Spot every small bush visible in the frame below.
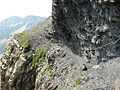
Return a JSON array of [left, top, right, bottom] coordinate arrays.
[[32, 48, 48, 68]]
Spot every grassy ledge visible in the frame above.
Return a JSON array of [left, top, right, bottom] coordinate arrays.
[[15, 30, 29, 48]]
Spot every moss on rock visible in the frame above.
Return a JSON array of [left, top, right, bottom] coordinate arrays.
[[15, 30, 29, 48]]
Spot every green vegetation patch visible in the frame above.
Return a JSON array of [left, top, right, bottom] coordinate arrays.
[[72, 77, 86, 87], [31, 48, 48, 68], [32, 26, 39, 31], [57, 88, 63, 90], [15, 30, 29, 48]]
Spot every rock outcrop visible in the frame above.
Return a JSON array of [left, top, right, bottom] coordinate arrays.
[[0, 17, 54, 90], [1, 37, 36, 90]]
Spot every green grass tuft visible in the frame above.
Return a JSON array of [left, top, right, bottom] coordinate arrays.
[[32, 26, 39, 31], [57, 88, 63, 90], [31, 48, 48, 68], [15, 30, 29, 48], [72, 77, 86, 87]]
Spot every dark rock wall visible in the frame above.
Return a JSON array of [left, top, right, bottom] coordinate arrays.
[[52, 0, 120, 63]]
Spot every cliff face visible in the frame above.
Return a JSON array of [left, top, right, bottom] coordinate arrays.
[[52, 0, 120, 63]]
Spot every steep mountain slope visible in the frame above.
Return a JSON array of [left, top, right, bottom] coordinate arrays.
[[0, 16, 46, 53], [1, 0, 120, 90]]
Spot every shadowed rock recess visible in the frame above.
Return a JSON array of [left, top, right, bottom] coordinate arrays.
[[52, 0, 120, 63], [1, 0, 120, 90]]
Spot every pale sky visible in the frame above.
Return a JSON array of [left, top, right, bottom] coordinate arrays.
[[0, 0, 52, 21]]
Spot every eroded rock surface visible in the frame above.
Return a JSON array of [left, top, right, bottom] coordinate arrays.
[[52, 0, 120, 63]]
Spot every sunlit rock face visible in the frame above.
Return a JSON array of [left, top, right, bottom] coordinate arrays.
[[52, 0, 120, 63]]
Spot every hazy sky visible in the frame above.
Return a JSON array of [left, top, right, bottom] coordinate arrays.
[[0, 0, 52, 21]]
